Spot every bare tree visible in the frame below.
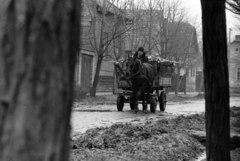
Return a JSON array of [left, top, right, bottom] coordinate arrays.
[[168, 23, 199, 96], [124, 0, 188, 58], [124, 0, 150, 52], [226, 0, 240, 29], [201, 0, 230, 160], [82, 0, 132, 96], [124, 0, 199, 96], [0, 0, 80, 161], [226, 0, 240, 14]]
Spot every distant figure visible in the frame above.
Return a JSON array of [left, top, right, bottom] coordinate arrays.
[[133, 47, 148, 63]]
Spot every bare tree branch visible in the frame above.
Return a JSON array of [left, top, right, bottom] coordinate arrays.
[[226, 0, 240, 14]]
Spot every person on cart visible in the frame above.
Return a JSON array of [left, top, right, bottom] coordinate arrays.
[[133, 47, 148, 63]]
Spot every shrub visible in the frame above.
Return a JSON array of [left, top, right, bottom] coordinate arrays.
[[74, 85, 87, 101]]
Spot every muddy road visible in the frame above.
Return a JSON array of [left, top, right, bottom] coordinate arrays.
[[71, 95, 240, 138], [70, 94, 240, 161]]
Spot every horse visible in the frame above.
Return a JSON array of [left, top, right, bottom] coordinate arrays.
[[126, 56, 154, 113]]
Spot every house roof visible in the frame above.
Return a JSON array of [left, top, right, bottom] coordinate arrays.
[[230, 35, 240, 44], [95, 0, 128, 18], [125, 9, 163, 25], [230, 40, 240, 45]]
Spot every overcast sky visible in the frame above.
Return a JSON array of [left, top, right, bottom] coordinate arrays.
[[130, 0, 240, 40], [180, 0, 240, 40]]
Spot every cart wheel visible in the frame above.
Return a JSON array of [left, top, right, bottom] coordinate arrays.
[[159, 92, 166, 111], [117, 96, 125, 111], [130, 96, 135, 110], [150, 97, 157, 113]]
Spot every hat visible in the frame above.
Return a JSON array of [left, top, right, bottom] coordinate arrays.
[[137, 47, 144, 52]]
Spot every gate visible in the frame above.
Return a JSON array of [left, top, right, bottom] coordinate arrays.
[[81, 54, 93, 92]]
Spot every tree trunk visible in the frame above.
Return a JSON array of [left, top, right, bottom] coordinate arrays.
[[112, 64, 118, 95], [199, 71, 204, 94], [0, 0, 80, 161], [175, 76, 182, 96], [175, 65, 181, 96], [90, 57, 103, 96], [89, 0, 106, 97], [183, 75, 186, 95], [148, 8, 152, 55], [201, 0, 230, 161]]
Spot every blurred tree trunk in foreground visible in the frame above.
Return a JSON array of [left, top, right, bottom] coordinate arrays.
[[201, 0, 230, 161], [0, 0, 81, 161]]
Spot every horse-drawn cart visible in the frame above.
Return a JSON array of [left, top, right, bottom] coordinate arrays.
[[114, 58, 175, 113]]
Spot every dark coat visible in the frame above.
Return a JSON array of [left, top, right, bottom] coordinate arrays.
[[133, 52, 148, 63]]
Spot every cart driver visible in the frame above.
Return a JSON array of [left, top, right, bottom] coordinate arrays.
[[133, 47, 148, 63]]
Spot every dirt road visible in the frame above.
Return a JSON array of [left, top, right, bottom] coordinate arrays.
[[71, 96, 240, 138]]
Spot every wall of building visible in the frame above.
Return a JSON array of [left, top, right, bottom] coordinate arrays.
[[78, 0, 126, 93], [76, 49, 115, 92], [229, 40, 240, 93], [76, 49, 96, 87], [97, 61, 114, 92]]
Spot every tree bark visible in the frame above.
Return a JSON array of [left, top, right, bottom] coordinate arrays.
[[175, 64, 181, 96], [201, 0, 230, 160], [199, 71, 204, 94], [0, 0, 80, 161], [90, 57, 103, 96], [183, 75, 186, 95], [89, 0, 106, 97], [112, 63, 118, 95]]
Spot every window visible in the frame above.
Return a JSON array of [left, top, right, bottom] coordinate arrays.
[[238, 68, 240, 81]]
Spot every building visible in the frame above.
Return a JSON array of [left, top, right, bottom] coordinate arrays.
[[229, 35, 240, 92], [77, 2, 201, 93], [125, 9, 164, 56], [186, 40, 203, 92], [76, 0, 127, 92], [125, 8, 200, 92], [166, 22, 200, 92]]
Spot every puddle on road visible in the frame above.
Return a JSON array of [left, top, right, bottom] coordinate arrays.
[[131, 119, 141, 122]]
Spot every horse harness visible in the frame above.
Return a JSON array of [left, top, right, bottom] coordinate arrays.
[[128, 59, 153, 87]]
